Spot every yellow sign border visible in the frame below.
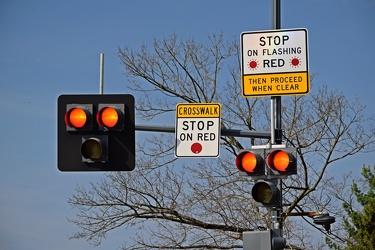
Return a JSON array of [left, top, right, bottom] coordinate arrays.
[[242, 72, 310, 97], [176, 103, 221, 118]]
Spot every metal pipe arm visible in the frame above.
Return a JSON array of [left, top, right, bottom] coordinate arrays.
[[135, 124, 271, 139]]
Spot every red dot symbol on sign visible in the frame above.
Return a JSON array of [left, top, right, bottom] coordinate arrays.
[[191, 143, 202, 154], [248, 60, 258, 70], [290, 57, 301, 68]]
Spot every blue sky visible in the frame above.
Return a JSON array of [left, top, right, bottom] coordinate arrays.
[[0, 0, 374, 249]]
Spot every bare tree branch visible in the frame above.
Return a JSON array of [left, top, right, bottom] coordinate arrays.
[[68, 33, 375, 249]]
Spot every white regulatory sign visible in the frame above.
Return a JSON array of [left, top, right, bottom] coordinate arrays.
[[241, 28, 309, 97], [175, 103, 221, 158]]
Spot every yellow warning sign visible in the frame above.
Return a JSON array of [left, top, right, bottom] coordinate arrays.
[[242, 72, 309, 97], [176, 103, 221, 118]]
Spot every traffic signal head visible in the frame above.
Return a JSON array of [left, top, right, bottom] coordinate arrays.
[[58, 94, 135, 171], [267, 148, 297, 175], [251, 179, 281, 207], [236, 149, 265, 176], [243, 229, 286, 250]]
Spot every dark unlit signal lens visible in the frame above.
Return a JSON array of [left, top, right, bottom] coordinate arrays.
[[81, 138, 103, 160], [252, 181, 278, 204]]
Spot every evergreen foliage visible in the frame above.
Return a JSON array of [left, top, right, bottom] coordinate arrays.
[[327, 165, 375, 250]]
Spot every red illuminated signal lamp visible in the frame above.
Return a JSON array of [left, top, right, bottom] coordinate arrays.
[[64, 104, 93, 131], [65, 108, 86, 128], [236, 150, 264, 175], [267, 149, 297, 174], [97, 104, 124, 130]]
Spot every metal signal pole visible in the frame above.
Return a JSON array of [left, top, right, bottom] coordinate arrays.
[[99, 53, 104, 94], [271, 0, 285, 244], [272, 0, 282, 145]]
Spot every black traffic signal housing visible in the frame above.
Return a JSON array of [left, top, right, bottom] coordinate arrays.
[[236, 149, 265, 176], [57, 94, 135, 171], [236, 147, 297, 177], [235, 147, 296, 208]]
